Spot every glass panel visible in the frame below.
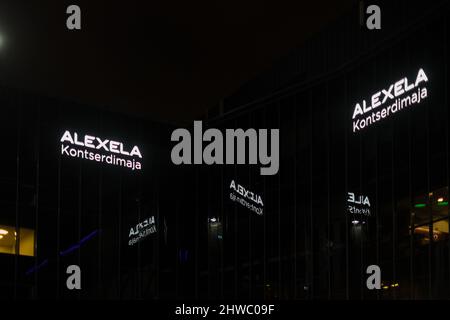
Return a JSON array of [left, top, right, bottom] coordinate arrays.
[[0, 225, 35, 257]]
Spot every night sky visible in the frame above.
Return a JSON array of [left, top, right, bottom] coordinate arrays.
[[0, 0, 354, 124]]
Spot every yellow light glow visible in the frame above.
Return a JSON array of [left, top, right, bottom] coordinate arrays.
[[0, 235, 3, 239], [382, 286, 389, 290], [0, 225, 35, 257], [438, 197, 444, 203]]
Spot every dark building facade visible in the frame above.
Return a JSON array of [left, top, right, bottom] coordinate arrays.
[[198, 0, 450, 300], [1, 0, 450, 300]]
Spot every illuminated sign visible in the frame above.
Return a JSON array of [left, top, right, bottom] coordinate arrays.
[[128, 216, 156, 246], [229, 180, 264, 215], [347, 192, 371, 217], [60, 130, 142, 171], [352, 68, 429, 132], [170, 121, 279, 176]]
